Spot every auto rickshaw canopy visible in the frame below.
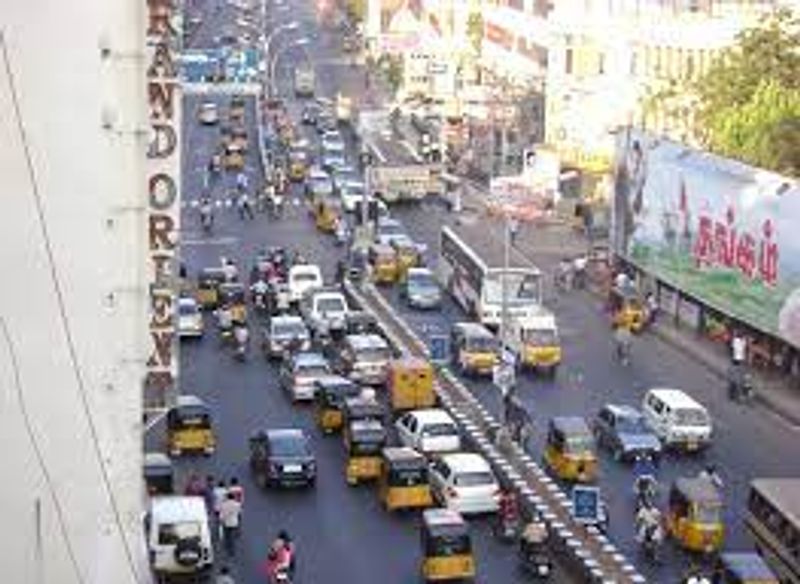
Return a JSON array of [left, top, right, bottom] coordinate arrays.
[[548, 416, 595, 453], [346, 419, 386, 455], [370, 243, 397, 263], [167, 395, 212, 429], [315, 376, 359, 409], [219, 282, 246, 303], [672, 476, 723, 507], [382, 446, 427, 479], [422, 508, 471, 550], [342, 395, 385, 423], [198, 267, 227, 287]]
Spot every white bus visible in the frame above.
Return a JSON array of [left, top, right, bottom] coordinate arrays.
[[438, 225, 543, 328], [746, 478, 800, 582]]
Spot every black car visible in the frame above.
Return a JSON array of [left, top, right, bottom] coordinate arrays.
[[249, 429, 316, 488], [593, 404, 662, 462]]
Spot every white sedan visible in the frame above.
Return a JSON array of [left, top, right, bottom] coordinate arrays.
[[395, 409, 461, 454], [428, 453, 500, 515]]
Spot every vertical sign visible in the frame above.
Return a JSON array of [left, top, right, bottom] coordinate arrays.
[[145, 0, 181, 402]]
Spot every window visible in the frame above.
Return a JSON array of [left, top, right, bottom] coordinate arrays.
[[630, 51, 638, 75], [598, 52, 606, 74], [685, 52, 695, 78], [565, 48, 574, 74]]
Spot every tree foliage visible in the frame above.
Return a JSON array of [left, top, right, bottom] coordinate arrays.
[[466, 11, 484, 54], [650, 9, 800, 176]]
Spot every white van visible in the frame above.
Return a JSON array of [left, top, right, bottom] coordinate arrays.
[[289, 264, 323, 303], [642, 388, 712, 452], [147, 496, 213, 576]]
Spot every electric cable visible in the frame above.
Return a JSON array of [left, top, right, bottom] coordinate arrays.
[[0, 316, 85, 584], [1, 30, 145, 583]]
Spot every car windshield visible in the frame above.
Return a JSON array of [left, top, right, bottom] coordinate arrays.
[[355, 347, 390, 362], [524, 328, 558, 345], [408, 273, 437, 290], [179, 303, 198, 316], [317, 297, 346, 313], [616, 414, 650, 434], [296, 363, 329, 377], [675, 408, 709, 426], [484, 272, 541, 305], [270, 435, 309, 457], [273, 322, 306, 337], [564, 433, 594, 453], [466, 336, 498, 352], [421, 423, 456, 437], [454, 471, 495, 487], [292, 273, 319, 283]]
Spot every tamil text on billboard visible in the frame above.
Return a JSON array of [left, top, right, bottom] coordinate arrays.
[[612, 129, 800, 347]]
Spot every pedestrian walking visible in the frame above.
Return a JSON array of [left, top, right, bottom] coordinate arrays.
[[731, 330, 747, 365], [218, 492, 242, 557], [203, 475, 216, 512], [216, 566, 235, 584], [228, 477, 244, 505], [237, 191, 254, 220], [212, 479, 228, 518], [508, 217, 519, 246]]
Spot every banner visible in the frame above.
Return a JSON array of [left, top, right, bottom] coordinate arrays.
[[145, 0, 182, 401], [613, 129, 800, 347]]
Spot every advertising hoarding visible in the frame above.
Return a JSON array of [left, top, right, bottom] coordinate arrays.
[[612, 129, 800, 347]]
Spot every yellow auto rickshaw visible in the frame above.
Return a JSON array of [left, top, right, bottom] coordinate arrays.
[[219, 282, 247, 323], [514, 316, 562, 376], [379, 447, 433, 511], [388, 357, 435, 412], [666, 476, 724, 553], [543, 416, 598, 483], [314, 376, 360, 434], [343, 418, 386, 485], [391, 236, 420, 280], [196, 267, 227, 309], [166, 395, 215, 457], [370, 243, 399, 285], [420, 508, 476, 582], [610, 285, 645, 333], [713, 552, 779, 583], [313, 194, 339, 233], [289, 150, 309, 182]]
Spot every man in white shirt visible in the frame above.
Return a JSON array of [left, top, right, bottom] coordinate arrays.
[[731, 332, 747, 365], [218, 492, 242, 556]]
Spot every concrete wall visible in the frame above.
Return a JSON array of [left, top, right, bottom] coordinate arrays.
[[0, 0, 150, 582]]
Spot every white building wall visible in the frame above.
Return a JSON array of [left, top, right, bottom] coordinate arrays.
[[0, 0, 150, 582]]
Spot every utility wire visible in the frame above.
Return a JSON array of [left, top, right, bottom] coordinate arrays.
[[0, 30, 144, 583], [0, 317, 85, 584]]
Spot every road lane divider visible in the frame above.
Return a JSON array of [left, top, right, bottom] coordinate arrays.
[[343, 279, 646, 584]]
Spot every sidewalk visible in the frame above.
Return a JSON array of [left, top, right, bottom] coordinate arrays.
[[455, 182, 800, 428]]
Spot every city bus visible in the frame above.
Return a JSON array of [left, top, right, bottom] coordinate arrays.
[[438, 225, 543, 328], [745, 478, 800, 582]]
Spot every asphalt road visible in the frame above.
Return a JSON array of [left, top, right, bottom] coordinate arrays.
[[174, 1, 800, 582], [173, 1, 560, 583]]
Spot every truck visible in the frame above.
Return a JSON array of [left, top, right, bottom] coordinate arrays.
[[364, 131, 444, 203], [294, 65, 315, 98]]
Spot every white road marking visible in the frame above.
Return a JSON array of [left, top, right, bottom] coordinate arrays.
[[182, 236, 239, 246]]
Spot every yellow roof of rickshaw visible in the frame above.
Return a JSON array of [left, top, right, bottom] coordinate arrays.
[[673, 476, 722, 505]]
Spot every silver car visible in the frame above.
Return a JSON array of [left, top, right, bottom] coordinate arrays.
[[401, 268, 442, 309], [336, 334, 392, 386], [263, 315, 310, 360], [279, 352, 332, 402]]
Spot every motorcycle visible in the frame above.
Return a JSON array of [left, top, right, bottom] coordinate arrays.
[[494, 492, 521, 543], [640, 522, 663, 563], [334, 219, 349, 246], [271, 193, 284, 219], [728, 364, 754, 403], [200, 209, 213, 234], [615, 334, 632, 366], [634, 474, 659, 512], [233, 326, 249, 362]]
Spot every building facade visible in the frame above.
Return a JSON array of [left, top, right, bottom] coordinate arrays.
[[0, 0, 154, 581]]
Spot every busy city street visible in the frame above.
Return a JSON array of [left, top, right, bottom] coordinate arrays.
[[171, 0, 800, 583]]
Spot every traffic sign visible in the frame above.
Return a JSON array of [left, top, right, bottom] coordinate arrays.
[[572, 486, 600, 524], [428, 334, 449, 364]]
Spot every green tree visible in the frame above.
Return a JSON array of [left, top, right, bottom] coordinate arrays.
[[346, 0, 366, 23], [466, 11, 484, 55], [648, 9, 800, 176]]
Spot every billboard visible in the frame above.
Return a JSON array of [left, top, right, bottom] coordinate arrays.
[[612, 129, 800, 347]]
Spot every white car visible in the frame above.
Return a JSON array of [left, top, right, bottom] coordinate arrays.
[[147, 496, 213, 577], [288, 264, 323, 303], [177, 297, 203, 338], [301, 289, 349, 336], [340, 181, 367, 213], [395, 409, 461, 454], [429, 453, 500, 515], [197, 102, 219, 125]]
